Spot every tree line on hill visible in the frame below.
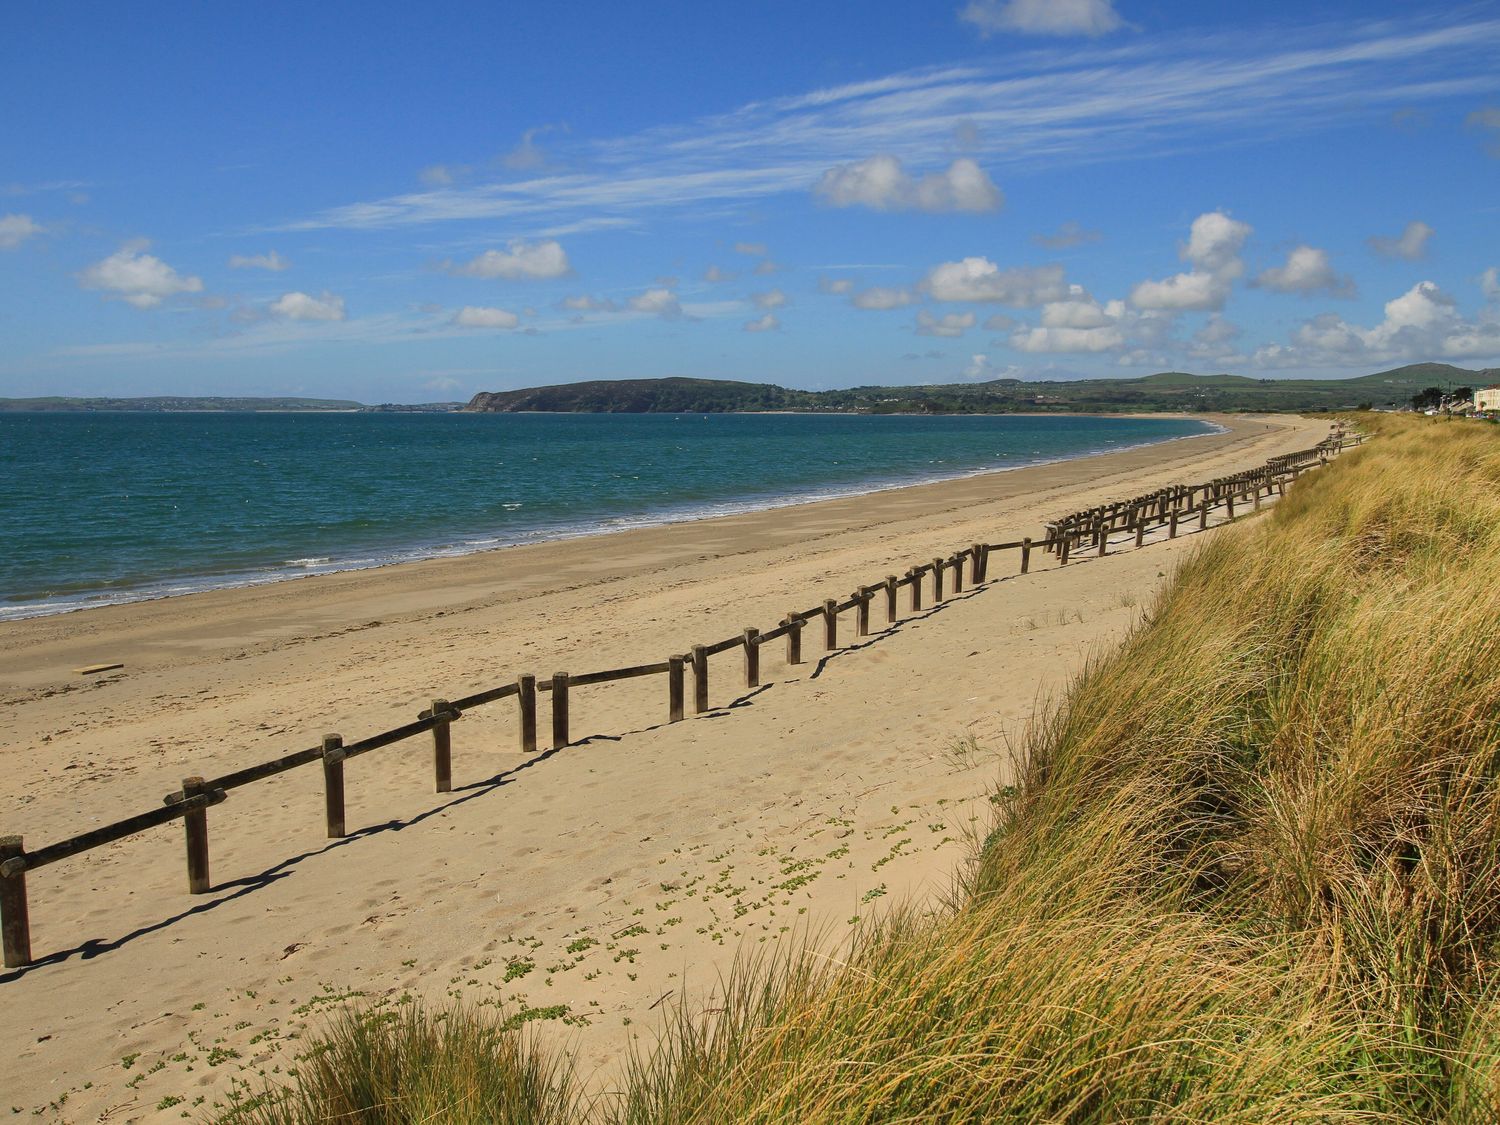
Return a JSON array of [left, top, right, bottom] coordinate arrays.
[[465, 364, 1493, 416]]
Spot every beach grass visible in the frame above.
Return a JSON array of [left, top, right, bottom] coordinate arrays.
[[231, 413, 1500, 1122]]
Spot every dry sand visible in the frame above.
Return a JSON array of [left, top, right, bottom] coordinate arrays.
[[0, 413, 1332, 1121]]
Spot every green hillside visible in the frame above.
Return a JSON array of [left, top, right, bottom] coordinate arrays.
[[467, 364, 1490, 415]]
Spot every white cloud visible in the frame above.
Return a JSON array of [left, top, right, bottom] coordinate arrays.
[[1255, 245, 1355, 297], [815, 155, 1002, 213], [1368, 220, 1433, 260], [420, 164, 462, 186], [1033, 220, 1101, 250], [286, 18, 1500, 237], [628, 287, 682, 318], [1129, 211, 1251, 312], [448, 239, 571, 280], [1193, 314, 1242, 349], [852, 286, 915, 310], [1482, 267, 1500, 303], [0, 213, 42, 249], [743, 313, 780, 332], [734, 241, 768, 256], [916, 310, 976, 337], [269, 290, 346, 321], [452, 305, 519, 329], [1253, 280, 1500, 367], [501, 126, 555, 171], [923, 258, 1067, 305], [1038, 288, 1114, 328], [960, 0, 1124, 37], [983, 313, 1015, 330], [819, 277, 856, 295], [228, 250, 290, 271], [423, 376, 464, 394], [1184, 211, 1252, 277], [752, 288, 788, 310], [963, 353, 994, 379], [78, 243, 204, 308], [752, 259, 778, 275], [703, 264, 735, 283], [1129, 271, 1227, 311], [1011, 323, 1126, 352], [1012, 292, 1128, 352], [561, 294, 618, 312], [1468, 106, 1500, 156]]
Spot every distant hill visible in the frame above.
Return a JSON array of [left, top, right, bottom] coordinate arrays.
[[0, 397, 466, 413], [0, 395, 367, 413], [467, 365, 1486, 416], [467, 377, 820, 414]]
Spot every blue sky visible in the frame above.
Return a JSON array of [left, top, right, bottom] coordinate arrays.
[[2, 0, 1498, 402]]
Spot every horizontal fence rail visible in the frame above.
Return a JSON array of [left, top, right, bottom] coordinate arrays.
[[0, 427, 1362, 969]]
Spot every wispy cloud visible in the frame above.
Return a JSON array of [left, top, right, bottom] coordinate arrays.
[[279, 14, 1500, 235]]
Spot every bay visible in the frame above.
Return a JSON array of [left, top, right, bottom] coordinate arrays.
[[0, 411, 1217, 620]]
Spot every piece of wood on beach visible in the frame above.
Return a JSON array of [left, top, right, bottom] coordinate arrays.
[[430, 698, 452, 793], [0, 835, 30, 968], [551, 672, 570, 748], [743, 627, 760, 688], [181, 776, 213, 894], [72, 663, 124, 676], [691, 646, 709, 713], [668, 655, 685, 722], [517, 674, 538, 752], [322, 735, 346, 838]]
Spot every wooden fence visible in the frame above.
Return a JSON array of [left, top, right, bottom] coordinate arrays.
[[0, 432, 1360, 969]]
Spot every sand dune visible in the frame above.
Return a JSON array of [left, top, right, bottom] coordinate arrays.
[[0, 413, 1332, 1121]]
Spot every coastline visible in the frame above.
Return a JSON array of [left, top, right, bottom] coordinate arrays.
[[0, 411, 1221, 624], [0, 412, 1288, 688], [0, 411, 1332, 1118]]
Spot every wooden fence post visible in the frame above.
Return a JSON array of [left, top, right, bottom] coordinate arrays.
[[1169, 510, 1179, 538], [517, 674, 537, 752], [1226, 493, 1236, 520], [691, 647, 709, 713], [181, 776, 212, 894], [322, 734, 345, 838], [785, 613, 803, 666], [1253, 483, 1263, 511], [551, 672, 570, 749], [0, 836, 30, 969], [1097, 522, 1109, 557], [885, 576, 899, 623], [743, 628, 760, 689], [430, 698, 452, 794], [908, 569, 923, 612], [855, 592, 870, 637], [1134, 519, 1146, 548], [1020, 537, 1032, 574], [1199, 502, 1210, 531], [932, 558, 944, 602], [823, 599, 838, 650], [950, 554, 964, 594], [1059, 536, 1070, 566], [971, 543, 985, 584], [668, 656, 685, 722]]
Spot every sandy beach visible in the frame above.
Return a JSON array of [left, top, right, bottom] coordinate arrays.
[[0, 412, 1331, 1121]]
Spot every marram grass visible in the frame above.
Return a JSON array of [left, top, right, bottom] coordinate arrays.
[[232, 414, 1500, 1123]]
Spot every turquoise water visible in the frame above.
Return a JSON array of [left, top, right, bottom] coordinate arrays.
[[0, 411, 1216, 619]]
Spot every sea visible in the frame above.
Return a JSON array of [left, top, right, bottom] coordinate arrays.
[[0, 411, 1218, 621]]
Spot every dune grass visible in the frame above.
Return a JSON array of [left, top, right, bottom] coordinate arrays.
[[231, 414, 1500, 1122], [219, 1003, 576, 1124]]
